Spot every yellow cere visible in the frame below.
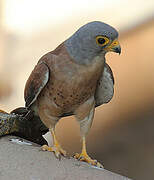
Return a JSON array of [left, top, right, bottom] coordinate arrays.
[[112, 39, 119, 46], [104, 39, 120, 52]]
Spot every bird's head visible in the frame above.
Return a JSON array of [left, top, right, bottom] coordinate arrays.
[[65, 21, 121, 64]]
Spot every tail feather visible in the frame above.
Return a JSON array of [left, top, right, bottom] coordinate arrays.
[[0, 107, 48, 145]]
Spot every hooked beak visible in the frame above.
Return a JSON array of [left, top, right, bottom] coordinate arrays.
[[104, 39, 121, 55]]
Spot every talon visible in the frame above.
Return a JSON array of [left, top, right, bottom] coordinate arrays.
[[54, 148, 61, 159], [41, 144, 67, 159], [94, 159, 98, 163], [74, 136, 104, 168], [74, 153, 79, 159], [96, 162, 104, 168], [58, 153, 61, 160], [79, 156, 84, 161], [41, 144, 50, 151], [74, 152, 104, 168], [41, 128, 67, 159]]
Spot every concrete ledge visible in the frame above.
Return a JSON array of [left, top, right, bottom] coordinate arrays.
[[0, 136, 131, 180]]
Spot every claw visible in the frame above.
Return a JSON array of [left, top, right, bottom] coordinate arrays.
[[74, 152, 104, 168], [42, 144, 67, 159], [74, 136, 104, 168], [42, 128, 67, 159]]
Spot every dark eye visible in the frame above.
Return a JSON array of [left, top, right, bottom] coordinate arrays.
[[96, 36, 109, 47], [97, 38, 105, 44]]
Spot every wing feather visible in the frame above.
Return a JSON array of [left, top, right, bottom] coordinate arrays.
[[24, 61, 49, 108], [95, 63, 114, 107]]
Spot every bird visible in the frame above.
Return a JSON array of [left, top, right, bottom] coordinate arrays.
[[24, 21, 121, 168]]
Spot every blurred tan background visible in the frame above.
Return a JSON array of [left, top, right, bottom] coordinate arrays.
[[0, 0, 154, 179]]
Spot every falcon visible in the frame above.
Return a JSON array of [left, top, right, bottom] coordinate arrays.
[[24, 21, 121, 168]]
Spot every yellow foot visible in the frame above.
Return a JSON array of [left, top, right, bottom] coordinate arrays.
[[74, 153, 104, 168], [42, 144, 67, 159]]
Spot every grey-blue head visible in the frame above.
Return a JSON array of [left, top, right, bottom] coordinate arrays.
[[65, 21, 121, 64]]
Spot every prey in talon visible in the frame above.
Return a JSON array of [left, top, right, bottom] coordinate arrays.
[[24, 21, 121, 166]]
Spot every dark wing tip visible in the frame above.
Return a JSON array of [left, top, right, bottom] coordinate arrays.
[[24, 61, 49, 108]]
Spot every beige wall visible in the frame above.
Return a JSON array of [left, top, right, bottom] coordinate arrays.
[[0, 1, 12, 102]]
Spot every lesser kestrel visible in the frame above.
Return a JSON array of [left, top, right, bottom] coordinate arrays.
[[24, 21, 121, 168]]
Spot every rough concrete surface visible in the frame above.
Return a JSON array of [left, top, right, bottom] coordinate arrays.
[[0, 136, 131, 180]]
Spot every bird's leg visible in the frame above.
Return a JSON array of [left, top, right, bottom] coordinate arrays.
[[74, 99, 104, 168], [74, 136, 103, 168], [74, 136, 91, 160], [42, 128, 66, 158]]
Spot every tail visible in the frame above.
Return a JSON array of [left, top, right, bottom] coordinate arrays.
[[0, 107, 48, 145]]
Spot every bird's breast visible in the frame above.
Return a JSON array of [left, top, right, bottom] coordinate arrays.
[[40, 55, 104, 114]]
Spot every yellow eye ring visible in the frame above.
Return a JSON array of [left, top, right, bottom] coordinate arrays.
[[96, 36, 109, 47]]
